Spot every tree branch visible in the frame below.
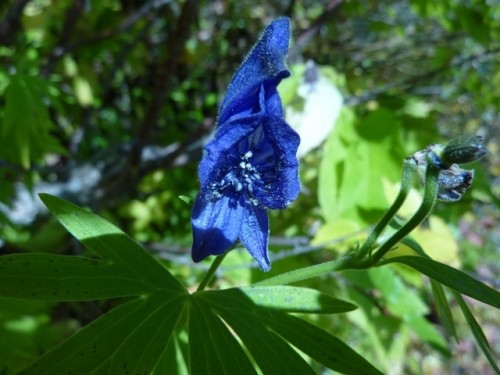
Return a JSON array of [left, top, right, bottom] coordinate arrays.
[[288, 0, 343, 62], [65, 0, 174, 52], [345, 46, 500, 106], [128, 0, 199, 171], [41, 0, 86, 77], [0, 0, 31, 46]]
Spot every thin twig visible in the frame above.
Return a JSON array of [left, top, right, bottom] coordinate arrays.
[[128, 0, 199, 171], [0, 0, 31, 46], [41, 0, 86, 77]]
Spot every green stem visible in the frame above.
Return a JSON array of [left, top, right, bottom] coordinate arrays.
[[255, 253, 355, 286], [362, 154, 441, 266], [196, 252, 228, 292], [257, 152, 441, 286], [354, 159, 417, 262]]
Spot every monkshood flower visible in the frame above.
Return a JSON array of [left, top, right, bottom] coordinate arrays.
[[191, 18, 300, 271]]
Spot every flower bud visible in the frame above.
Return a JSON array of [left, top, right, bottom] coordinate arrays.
[[441, 135, 486, 165], [437, 165, 474, 202]]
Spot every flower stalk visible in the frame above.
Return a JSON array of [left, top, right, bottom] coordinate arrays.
[[196, 252, 228, 292], [259, 135, 483, 285], [353, 158, 418, 262]]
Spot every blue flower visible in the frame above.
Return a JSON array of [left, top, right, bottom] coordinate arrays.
[[191, 18, 300, 271]]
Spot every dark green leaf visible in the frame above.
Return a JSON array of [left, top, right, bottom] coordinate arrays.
[[431, 280, 457, 340], [262, 311, 384, 375], [0, 254, 151, 300], [1, 75, 63, 168], [201, 289, 315, 374], [152, 335, 189, 375], [454, 292, 500, 374], [188, 298, 257, 375], [215, 307, 316, 375], [19, 292, 186, 374]]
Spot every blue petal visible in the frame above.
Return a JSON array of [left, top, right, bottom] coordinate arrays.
[[198, 114, 260, 187], [239, 204, 270, 271], [191, 194, 244, 262], [256, 85, 300, 209], [255, 122, 300, 210], [218, 18, 291, 125]]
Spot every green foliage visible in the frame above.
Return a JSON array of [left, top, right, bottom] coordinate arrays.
[[1, 195, 382, 374], [0, 74, 64, 169], [381, 256, 500, 308], [0, 1, 498, 374]]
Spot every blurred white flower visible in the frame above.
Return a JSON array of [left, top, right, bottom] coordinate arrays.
[[286, 61, 343, 157]]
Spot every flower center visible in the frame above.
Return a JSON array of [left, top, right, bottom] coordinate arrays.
[[208, 150, 266, 205]]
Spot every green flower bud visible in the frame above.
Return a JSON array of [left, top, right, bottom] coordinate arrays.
[[441, 135, 486, 165]]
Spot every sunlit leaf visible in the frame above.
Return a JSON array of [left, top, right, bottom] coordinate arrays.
[[211, 286, 357, 314], [39, 194, 184, 292]]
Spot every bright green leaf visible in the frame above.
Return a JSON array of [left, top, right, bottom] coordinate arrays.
[[239, 285, 357, 314], [39, 194, 185, 292]]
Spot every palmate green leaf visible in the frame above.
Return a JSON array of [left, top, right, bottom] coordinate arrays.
[[39, 194, 184, 292], [0, 194, 191, 373], [19, 292, 186, 375], [151, 331, 189, 375], [0, 254, 151, 300], [199, 287, 381, 375], [262, 312, 384, 375], [214, 306, 316, 375], [5, 194, 375, 374], [153, 334, 189, 375], [236, 285, 356, 313], [453, 292, 500, 375], [381, 256, 500, 308], [199, 288, 315, 374], [200, 286, 356, 314], [188, 298, 257, 375]]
